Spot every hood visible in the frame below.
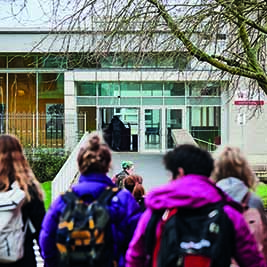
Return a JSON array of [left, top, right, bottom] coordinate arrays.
[[216, 177, 248, 203], [145, 174, 226, 210], [71, 173, 115, 199]]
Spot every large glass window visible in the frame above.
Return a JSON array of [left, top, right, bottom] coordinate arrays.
[[189, 106, 221, 150], [189, 82, 221, 96], [8, 55, 37, 68], [0, 56, 7, 68], [8, 74, 36, 113], [164, 82, 185, 96], [77, 82, 97, 96], [98, 83, 119, 96], [142, 83, 163, 96], [38, 73, 64, 146], [38, 55, 67, 68], [120, 82, 141, 97]]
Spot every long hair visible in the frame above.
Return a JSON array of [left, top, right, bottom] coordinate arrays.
[[212, 146, 256, 189], [0, 134, 43, 201], [124, 174, 145, 200]]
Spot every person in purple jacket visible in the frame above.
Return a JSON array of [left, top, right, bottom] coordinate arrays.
[[39, 133, 142, 267], [126, 144, 266, 267]]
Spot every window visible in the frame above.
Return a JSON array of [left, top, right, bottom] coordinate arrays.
[[189, 82, 221, 96], [77, 82, 97, 96], [164, 82, 185, 96], [142, 83, 163, 96]]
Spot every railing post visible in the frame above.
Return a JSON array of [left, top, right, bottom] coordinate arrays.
[[84, 112, 87, 133], [32, 113, 35, 148]]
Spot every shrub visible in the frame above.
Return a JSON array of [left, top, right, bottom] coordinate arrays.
[[26, 147, 69, 183]]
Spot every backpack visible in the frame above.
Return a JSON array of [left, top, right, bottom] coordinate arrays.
[[145, 202, 235, 267], [115, 171, 128, 189], [0, 182, 26, 263], [242, 192, 264, 253], [56, 186, 120, 267]]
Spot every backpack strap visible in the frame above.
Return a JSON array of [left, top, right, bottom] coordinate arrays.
[[61, 190, 79, 206], [97, 187, 121, 205], [145, 210, 164, 256]]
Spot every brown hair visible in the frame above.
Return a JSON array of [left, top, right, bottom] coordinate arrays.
[[0, 134, 43, 201], [77, 133, 111, 175], [212, 146, 256, 189], [124, 174, 145, 200]]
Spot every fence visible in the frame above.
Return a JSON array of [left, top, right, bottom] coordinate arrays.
[[0, 112, 86, 149]]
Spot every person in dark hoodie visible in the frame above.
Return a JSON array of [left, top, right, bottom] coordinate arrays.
[[126, 144, 266, 267], [108, 115, 126, 151]]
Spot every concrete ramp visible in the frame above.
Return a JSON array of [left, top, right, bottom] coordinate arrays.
[[171, 129, 198, 147]]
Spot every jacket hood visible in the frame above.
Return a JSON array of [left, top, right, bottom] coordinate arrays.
[[145, 174, 242, 211], [216, 177, 248, 203], [145, 174, 230, 210], [72, 173, 115, 198]]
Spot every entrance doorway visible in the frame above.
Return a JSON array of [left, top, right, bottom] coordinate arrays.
[[166, 108, 183, 149], [144, 108, 162, 151], [98, 107, 139, 152], [141, 107, 184, 152]]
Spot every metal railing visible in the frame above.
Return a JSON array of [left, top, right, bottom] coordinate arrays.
[[193, 137, 218, 151], [52, 132, 90, 200], [0, 112, 86, 149]]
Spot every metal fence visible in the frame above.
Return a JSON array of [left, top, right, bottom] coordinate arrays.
[[0, 113, 86, 149]]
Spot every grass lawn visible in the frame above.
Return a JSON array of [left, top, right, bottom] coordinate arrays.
[[255, 182, 267, 209], [41, 181, 52, 211]]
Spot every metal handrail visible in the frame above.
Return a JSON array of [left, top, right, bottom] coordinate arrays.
[[193, 137, 218, 147], [51, 132, 89, 201]]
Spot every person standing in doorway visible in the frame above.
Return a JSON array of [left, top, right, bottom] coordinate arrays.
[[108, 115, 126, 151]]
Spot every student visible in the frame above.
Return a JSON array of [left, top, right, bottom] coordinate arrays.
[[126, 144, 266, 267], [124, 175, 146, 211], [213, 146, 267, 263], [112, 160, 134, 188], [40, 133, 141, 267], [0, 134, 45, 267], [108, 115, 126, 151]]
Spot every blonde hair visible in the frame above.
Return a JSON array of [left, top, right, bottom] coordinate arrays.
[[212, 146, 256, 189], [0, 134, 43, 201]]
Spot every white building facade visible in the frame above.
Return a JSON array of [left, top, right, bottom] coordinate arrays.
[[0, 28, 266, 165]]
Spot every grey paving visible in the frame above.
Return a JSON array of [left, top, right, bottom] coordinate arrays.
[[109, 152, 169, 192]]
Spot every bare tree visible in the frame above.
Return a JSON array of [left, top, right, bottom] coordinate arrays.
[[7, 0, 267, 96]]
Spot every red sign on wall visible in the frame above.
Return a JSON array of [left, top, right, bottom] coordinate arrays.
[[234, 90, 265, 105]]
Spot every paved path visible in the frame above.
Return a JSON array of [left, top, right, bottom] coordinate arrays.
[[36, 152, 168, 266], [109, 152, 169, 192]]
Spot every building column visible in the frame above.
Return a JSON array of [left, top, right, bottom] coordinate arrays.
[[64, 71, 77, 152]]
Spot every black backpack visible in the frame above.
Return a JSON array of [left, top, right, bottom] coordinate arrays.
[[145, 202, 235, 267], [56, 187, 120, 267]]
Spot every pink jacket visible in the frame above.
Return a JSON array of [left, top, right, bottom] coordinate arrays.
[[126, 174, 266, 267]]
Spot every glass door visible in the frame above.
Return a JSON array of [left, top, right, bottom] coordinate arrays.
[[166, 109, 183, 149], [144, 108, 162, 151]]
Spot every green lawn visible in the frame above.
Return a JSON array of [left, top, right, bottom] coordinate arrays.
[[41, 181, 52, 211], [255, 182, 267, 210]]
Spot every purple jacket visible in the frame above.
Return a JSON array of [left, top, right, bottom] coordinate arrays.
[[126, 174, 266, 267], [39, 173, 142, 267]]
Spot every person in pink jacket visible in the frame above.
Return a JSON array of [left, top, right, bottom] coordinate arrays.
[[126, 144, 266, 267]]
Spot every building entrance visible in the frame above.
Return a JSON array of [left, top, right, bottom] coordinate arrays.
[[98, 107, 139, 152], [97, 106, 184, 152]]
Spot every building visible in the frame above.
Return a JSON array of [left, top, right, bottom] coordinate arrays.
[[0, 27, 266, 166]]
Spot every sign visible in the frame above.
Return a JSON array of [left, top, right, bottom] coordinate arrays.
[[234, 89, 264, 105]]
